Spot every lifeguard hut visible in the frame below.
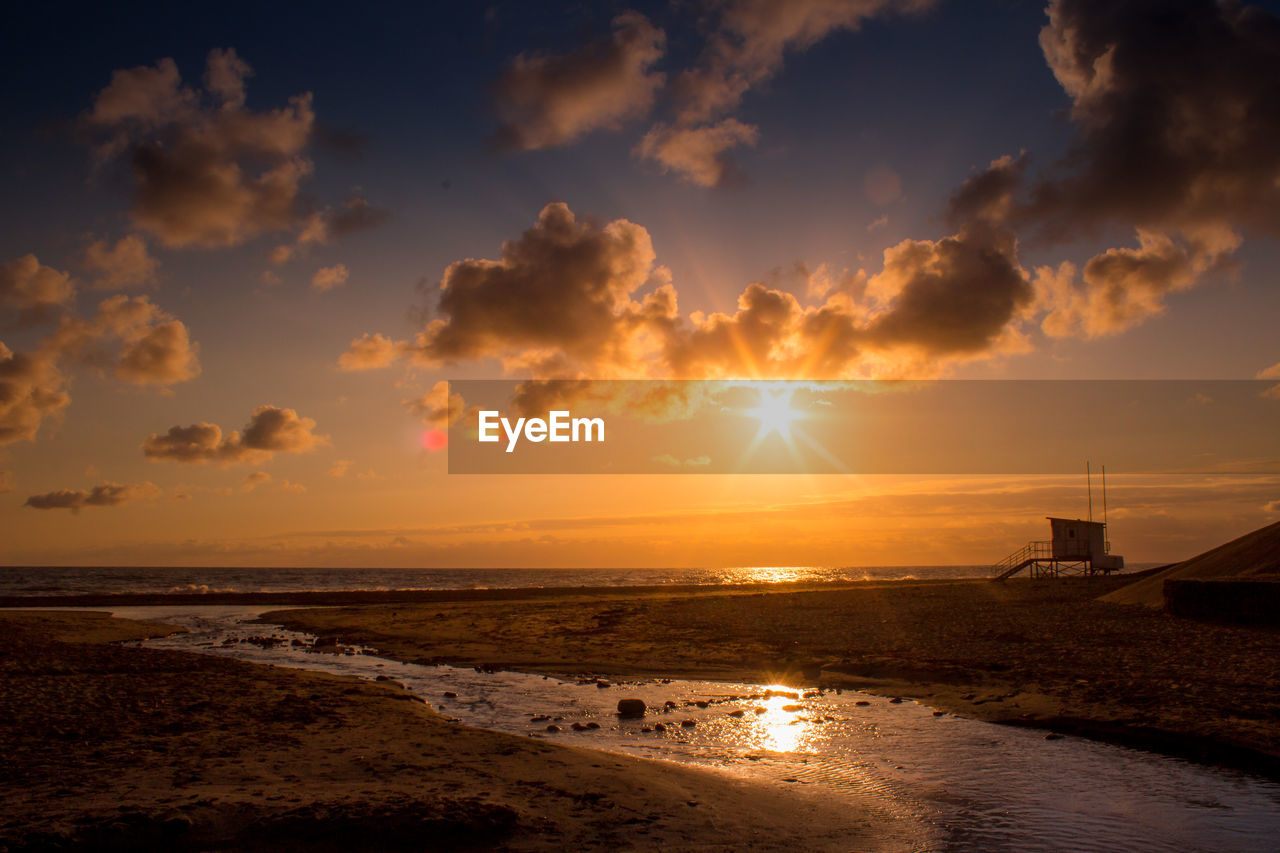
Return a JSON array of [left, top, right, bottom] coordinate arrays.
[[991, 464, 1124, 580]]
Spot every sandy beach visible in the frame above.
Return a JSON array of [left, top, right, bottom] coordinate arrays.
[[0, 609, 903, 852], [264, 576, 1280, 774]]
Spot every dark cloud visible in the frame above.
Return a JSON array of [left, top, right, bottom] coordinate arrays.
[[494, 12, 666, 150], [86, 48, 316, 249], [862, 225, 1034, 356], [1029, 0, 1280, 241], [404, 202, 672, 375], [344, 202, 1038, 386], [142, 405, 327, 465], [24, 481, 160, 511]]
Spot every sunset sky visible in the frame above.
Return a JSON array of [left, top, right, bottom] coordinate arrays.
[[2, 0, 1278, 567]]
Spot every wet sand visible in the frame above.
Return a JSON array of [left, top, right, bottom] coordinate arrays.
[[262, 576, 1280, 775], [0, 610, 898, 852]]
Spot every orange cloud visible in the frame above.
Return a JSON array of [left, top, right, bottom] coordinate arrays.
[[634, 119, 759, 187], [0, 255, 75, 315], [310, 263, 349, 292], [24, 481, 161, 511], [142, 405, 327, 465], [494, 12, 665, 150]]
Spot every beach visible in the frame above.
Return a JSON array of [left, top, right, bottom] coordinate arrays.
[[264, 575, 1280, 773], [0, 609, 902, 852], [4, 574, 1280, 850]]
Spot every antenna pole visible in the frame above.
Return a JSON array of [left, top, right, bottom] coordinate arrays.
[[1087, 461, 1093, 522], [1102, 464, 1108, 542]]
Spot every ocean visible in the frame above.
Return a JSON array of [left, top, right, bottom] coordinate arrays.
[[0, 564, 988, 598]]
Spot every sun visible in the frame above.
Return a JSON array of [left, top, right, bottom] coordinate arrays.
[[745, 388, 804, 439]]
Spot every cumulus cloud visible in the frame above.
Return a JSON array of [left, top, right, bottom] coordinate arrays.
[[0, 255, 75, 315], [494, 12, 665, 150], [404, 380, 463, 428], [338, 332, 404, 370], [311, 263, 349, 292], [944, 1, 1280, 336], [142, 405, 327, 465], [402, 202, 674, 376], [0, 342, 71, 447], [348, 202, 1037, 388], [1030, 0, 1280, 240], [85, 48, 316, 249], [50, 295, 201, 386], [24, 481, 160, 511], [634, 119, 759, 187], [81, 235, 159, 290], [1036, 230, 1229, 338], [328, 459, 352, 478]]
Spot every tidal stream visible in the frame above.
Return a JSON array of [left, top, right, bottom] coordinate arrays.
[[117, 606, 1280, 853]]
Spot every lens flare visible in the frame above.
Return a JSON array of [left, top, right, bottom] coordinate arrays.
[[421, 429, 448, 452]]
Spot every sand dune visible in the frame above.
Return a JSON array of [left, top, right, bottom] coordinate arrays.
[[1102, 520, 1280, 607]]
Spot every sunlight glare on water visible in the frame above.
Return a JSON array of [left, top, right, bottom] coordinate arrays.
[[123, 606, 1280, 853]]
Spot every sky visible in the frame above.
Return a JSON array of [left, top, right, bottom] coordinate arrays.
[[1, 0, 1278, 568]]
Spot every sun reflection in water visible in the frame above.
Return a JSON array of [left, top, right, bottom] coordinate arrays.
[[748, 687, 815, 753]]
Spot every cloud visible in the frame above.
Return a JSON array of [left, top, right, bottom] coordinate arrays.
[[338, 332, 404, 370], [81, 235, 159, 290], [345, 202, 1040, 387], [270, 194, 389, 265], [328, 459, 352, 478], [634, 119, 759, 187], [86, 48, 316, 249], [242, 470, 271, 491], [1028, 0, 1280, 242], [0, 255, 75, 315], [50, 294, 200, 386], [310, 263, 349, 292], [1036, 230, 1227, 338], [402, 202, 673, 376], [1259, 363, 1280, 380], [1, 293, 199, 447], [24, 481, 160, 511], [494, 12, 665, 150], [861, 225, 1033, 355], [632, 0, 935, 183], [0, 342, 70, 447], [672, 0, 936, 125], [142, 405, 327, 465], [404, 380, 464, 428]]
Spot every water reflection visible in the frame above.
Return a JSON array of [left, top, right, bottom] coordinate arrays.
[[751, 688, 812, 753], [125, 607, 1280, 853]]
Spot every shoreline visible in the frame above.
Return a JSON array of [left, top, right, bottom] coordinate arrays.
[[0, 576, 983, 609], [0, 609, 907, 851], [3, 569, 1273, 780], [230, 574, 1275, 781]]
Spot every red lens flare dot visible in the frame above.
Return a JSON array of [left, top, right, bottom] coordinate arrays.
[[421, 429, 448, 452]]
